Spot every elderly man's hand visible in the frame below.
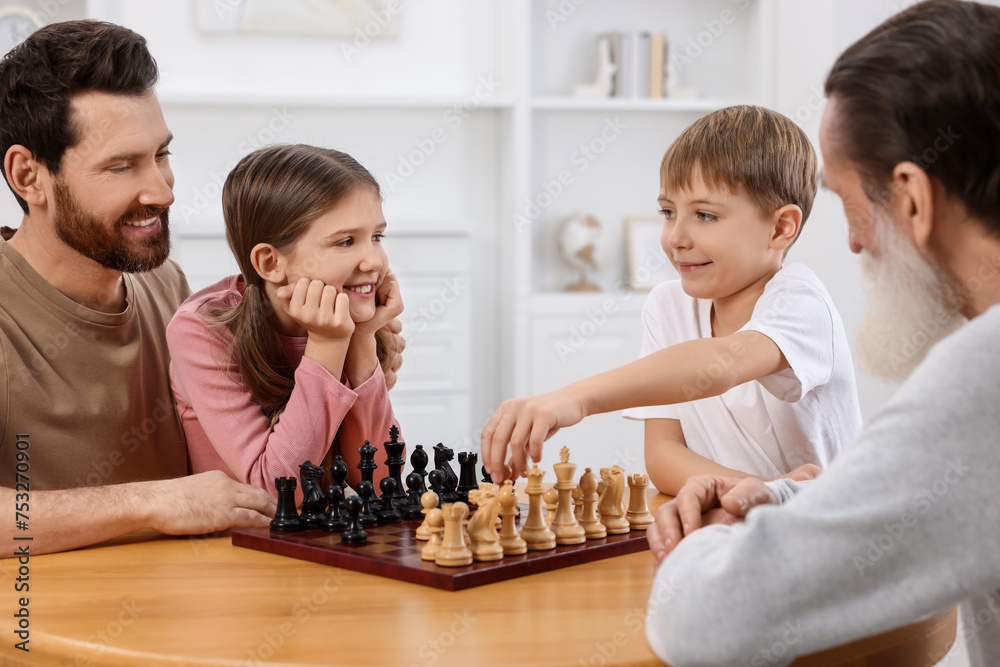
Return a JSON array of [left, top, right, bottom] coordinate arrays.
[[145, 471, 276, 535], [382, 318, 406, 390], [647, 475, 779, 569]]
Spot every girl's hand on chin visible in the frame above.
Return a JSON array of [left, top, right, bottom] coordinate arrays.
[[278, 277, 355, 342]]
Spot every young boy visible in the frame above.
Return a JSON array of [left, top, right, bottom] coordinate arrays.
[[482, 105, 862, 494]]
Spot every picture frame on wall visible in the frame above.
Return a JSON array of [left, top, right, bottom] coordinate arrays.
[[625, 216, 677, 291]]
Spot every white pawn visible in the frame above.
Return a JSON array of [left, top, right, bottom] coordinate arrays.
[[420, 508, 444, 561]]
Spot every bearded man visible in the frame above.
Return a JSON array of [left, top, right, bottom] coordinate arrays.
[[645, 1, 1000, 666], [0, 21, 283, 556]]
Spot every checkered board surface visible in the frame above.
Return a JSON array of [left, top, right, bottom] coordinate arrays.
[[232, 506, 649, 590]]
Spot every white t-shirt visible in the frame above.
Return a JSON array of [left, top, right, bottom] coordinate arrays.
[[623, 263, 862, 477]]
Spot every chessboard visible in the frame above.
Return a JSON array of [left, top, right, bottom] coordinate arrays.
[[232, 505, 649, 591]]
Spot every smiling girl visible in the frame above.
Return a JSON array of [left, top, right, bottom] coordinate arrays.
[[166, 144, 402, 495]]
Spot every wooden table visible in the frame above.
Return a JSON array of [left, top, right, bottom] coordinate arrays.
[[0, 490, 956, 666]]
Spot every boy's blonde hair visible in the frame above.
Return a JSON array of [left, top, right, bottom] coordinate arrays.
[[660, 105, 818, 236]]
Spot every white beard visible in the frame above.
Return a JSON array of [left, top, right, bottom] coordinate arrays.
[[857, 211, 966, 381]]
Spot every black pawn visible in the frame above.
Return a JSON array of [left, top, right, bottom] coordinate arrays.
[[340, 496, 368, 544], [377, 478, 403, 524], [410, 444, 429, 495], [270, 476, 303, 533], [427, 468, 446, 508], [403, 471, 425, 519], [433, 443, 459, 503], [330, 455, 349, 494], [321, 485, 348, 533], [481, 464, 492, 485], [383, 426, 408, 510], [356, 480, 379, 528], [456, 451, 479, 505], [357, 440, 378, 487]]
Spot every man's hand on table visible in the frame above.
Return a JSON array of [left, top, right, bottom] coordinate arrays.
[[647, 463, 822, 569], [145, 471, 276, 535]]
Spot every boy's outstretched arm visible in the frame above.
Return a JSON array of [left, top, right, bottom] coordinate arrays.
[[644, 419, 757, 496], [482, 331, 786, 480]]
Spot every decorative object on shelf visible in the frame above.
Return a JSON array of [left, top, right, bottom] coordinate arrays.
[[557, 212, 604, 292], [573, 35, 616, 99], [625, 216, 678, 291], [665, 40, 699, 100]]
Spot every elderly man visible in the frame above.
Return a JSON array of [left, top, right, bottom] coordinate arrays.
[[0, 20, 402, 557], [645, 1, 1000, 666]]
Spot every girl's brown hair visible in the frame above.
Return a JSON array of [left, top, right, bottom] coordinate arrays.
[[214, 144, 392, 424]]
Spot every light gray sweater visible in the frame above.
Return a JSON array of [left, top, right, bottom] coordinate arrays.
[[646, 305, 1000, 667]]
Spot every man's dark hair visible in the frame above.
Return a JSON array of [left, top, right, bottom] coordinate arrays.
[[0, 20, 158, 213], [825, 0, 1000, 234]]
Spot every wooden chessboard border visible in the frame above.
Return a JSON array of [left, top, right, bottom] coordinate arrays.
[[232, 517, 649, 591]]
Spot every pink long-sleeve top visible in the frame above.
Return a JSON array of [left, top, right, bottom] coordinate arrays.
[[166, 275, 398, 496]]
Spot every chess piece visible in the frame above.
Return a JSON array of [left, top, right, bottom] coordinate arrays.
[[435, 502, 473, 567], [456, 451, 479, 505], [481, 464, 492, 485], [357, 440, 378, 487], [356, 480, 379, 528], [427, 469, 447, 506], [598, 466, 630, 534], [415, 490, 440, 541], [383, 425, 408, 510], [433, 443, 459, 503], [410, 444, 429, 495], [573, 483, 584, 520], [498, 480, 527, 555], [377, 477, 403, 524], [420, 508, 444, 561], [298, 461, 327, 528], [270, 476, 303, 533], [543, 487, 558, 526], [520, 465, 556, 550], [340, 496, 368, 544], [551, 447, 586, 545], [321, 484, 348, 532], [626, 473, 654, 530], [329, 455, 349, 494], [578, 467, 606, 539], [403, 471, 425, 520], [467, 484, 503, 562]]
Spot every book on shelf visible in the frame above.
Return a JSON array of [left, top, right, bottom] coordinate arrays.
[[586, 31, 671, 100]]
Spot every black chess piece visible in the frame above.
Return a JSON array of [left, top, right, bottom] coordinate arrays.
[[427, 469, 446, 508], [329, 455, 349, 494], [270, 476, 303, 533], [357, 440, 378, 487], [383, 425, 408, 510], [377, 478, 403, 524], [403, 471, 425, 520], [298, 461, 327, 528], [321, 485, 348, 532], [456, 451, 479, 505], [356, 480, 379, 528], [340, 496, 368, 545], [481, 464, 491, 485], [409, 444, 429, 495], [433, 443, 459, 503]]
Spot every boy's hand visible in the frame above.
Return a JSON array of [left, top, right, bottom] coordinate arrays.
[[277, 277, 355, 342], [480, 390, 587, 482], [647, 474, 777, 569], [354, 272, 404, 337]]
